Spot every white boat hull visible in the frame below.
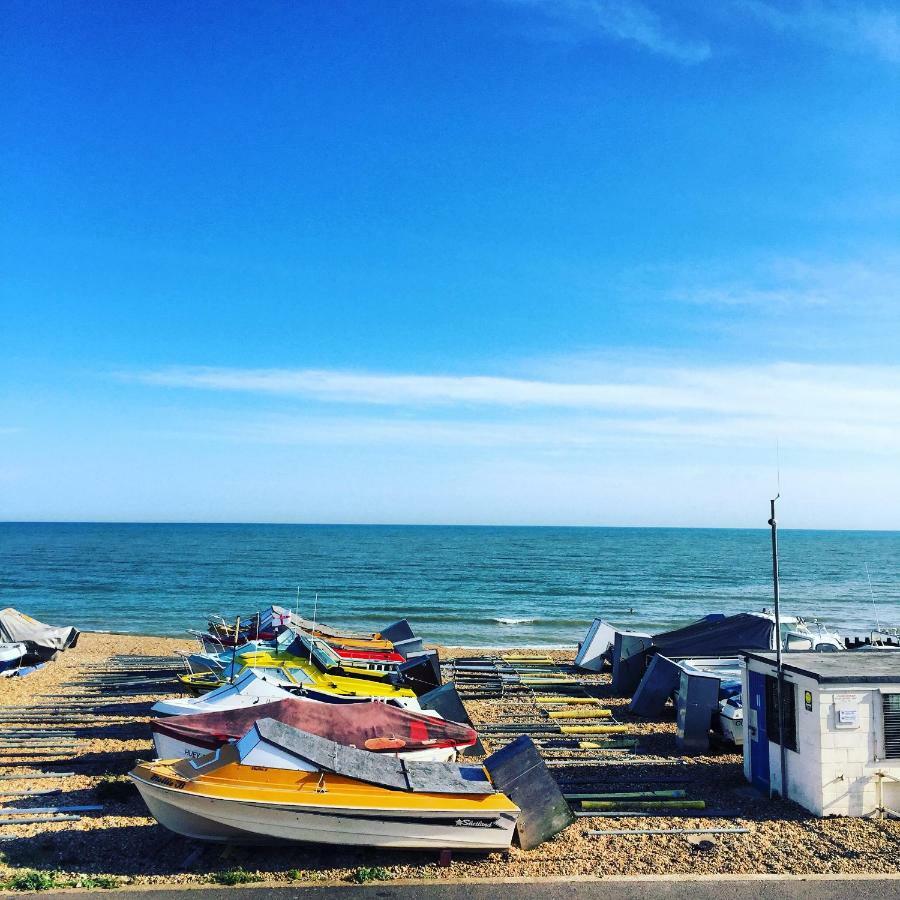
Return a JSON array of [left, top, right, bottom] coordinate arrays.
[[133, 776, 517, 850], [717, 704, 744, 746], [152, 690, 294, 717], [152, 670, 296, 717], [0, 643, 26, 674]]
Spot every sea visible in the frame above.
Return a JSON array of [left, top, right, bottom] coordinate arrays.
[[1, 523, 899, 648]]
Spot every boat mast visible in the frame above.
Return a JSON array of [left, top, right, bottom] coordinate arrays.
[[768, 494, 787, 799], [865, 563, 882, 634], [309, 592, 318, 664]]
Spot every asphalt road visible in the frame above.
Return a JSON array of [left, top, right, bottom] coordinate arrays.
[[16, 879, 900, 900]]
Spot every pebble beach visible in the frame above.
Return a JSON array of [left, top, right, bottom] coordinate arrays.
[[0, 631, 898, 890]]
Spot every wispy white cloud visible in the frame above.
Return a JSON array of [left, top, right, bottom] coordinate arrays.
[[133, 365, 708, 411], [494, 0, 900, 65], [130, 361, 900, 455], [170, 407, 900, 456], [737, 0, 900, 64], [668, 255, 900, 310], [495, 0, 711, 63]]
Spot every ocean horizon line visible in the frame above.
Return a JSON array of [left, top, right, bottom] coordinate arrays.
[[3, 520, 899, 534]]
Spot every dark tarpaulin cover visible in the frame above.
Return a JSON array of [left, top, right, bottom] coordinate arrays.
[[0, 608, 79, 662], [398, 650, 442, 695], [651, 613, 774, 658], [378, 619, 416, 644], [484, 734, 574, 850], [152, 696, 477, 754]]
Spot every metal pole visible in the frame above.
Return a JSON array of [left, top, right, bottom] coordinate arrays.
[[229, 616, 241, 685], [769, 495, 787, 799]]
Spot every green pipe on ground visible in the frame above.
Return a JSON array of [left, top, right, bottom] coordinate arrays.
[[559, 725, 628, 735], [581, 799, 706, 810], [564, 789, 687, 800]]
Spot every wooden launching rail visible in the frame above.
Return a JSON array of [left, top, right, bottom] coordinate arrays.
[[445, 651, 647, 773], [0, 653, 178, 782]]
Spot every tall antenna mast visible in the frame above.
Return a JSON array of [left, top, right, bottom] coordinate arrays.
[[865, 563, 882, 633], [768, 494, 787, 799]]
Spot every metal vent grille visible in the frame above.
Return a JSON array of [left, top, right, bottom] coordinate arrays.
[[884, 694, 900, 760]]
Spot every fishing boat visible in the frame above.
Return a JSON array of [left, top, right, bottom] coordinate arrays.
[[175, 652, 418, 706], [150, 696, 476, 762], [132, 717, 519, 850], [155, 668, 420, 716], [153, 669, 294, 716], [183, 627, 297, 675], [292, 630, 405, 675], [190, 626, 292, 657], [206, 608, 289, 644], [187, 630, 404, 679], [217, 606, 401, 651], [0, 642, 26, 675]]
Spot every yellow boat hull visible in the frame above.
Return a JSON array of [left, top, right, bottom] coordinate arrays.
[[131, 757, 518, 850], [178, 658, 417, 706]]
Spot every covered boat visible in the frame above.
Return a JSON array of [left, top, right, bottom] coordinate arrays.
[[151, 696, 477, 762], [0, 609, 79, 663], [132, 717, 519, 850]]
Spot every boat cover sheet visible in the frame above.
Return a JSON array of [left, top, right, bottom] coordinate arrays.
[[153, 697, 476, 753], [251, 718, 493, 794], [650, 613, 774, 658], [288, 612, 372, 641], [0, 608, 79, 661]]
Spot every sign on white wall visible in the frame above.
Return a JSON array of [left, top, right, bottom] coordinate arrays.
[[833, 693, 861, 730]]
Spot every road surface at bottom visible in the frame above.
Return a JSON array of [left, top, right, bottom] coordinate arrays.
[[12, 878, 900, 900]]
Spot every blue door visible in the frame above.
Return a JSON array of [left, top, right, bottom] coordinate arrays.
[[748, 670, 769, 792]]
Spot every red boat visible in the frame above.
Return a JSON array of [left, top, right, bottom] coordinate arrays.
[[150, 697, 477, 763]]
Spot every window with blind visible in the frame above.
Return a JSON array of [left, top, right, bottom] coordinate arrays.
[[884, 694, 900, 760], [765, 674, 798, 752]]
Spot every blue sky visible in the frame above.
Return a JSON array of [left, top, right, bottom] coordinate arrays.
[[2, 0, 900, 526]]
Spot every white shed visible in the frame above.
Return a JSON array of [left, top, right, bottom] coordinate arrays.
[[741, 650, 900, 816]]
